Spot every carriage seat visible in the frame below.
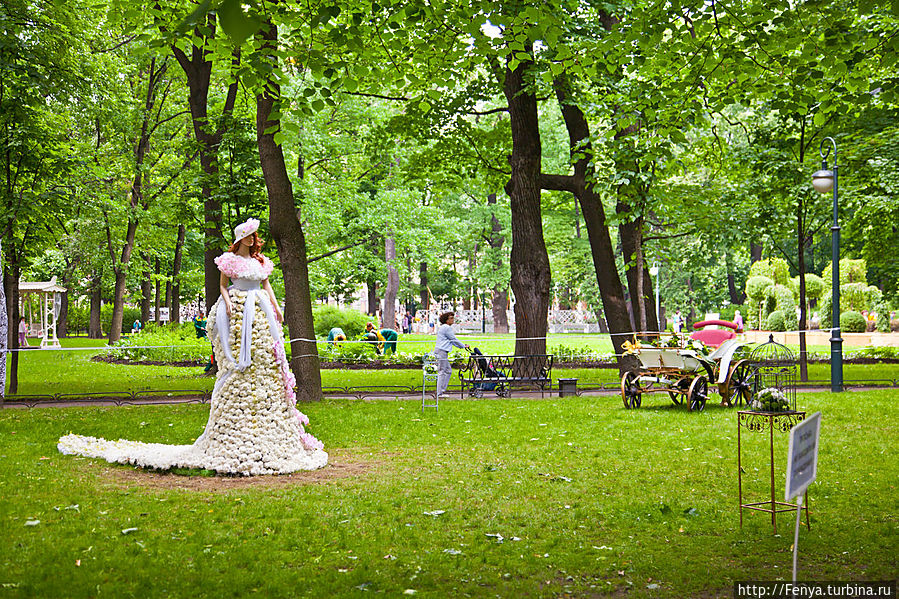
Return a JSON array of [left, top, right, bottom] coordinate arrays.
[[690, 319, 738, 348]]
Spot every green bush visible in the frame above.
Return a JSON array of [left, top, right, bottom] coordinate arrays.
[[749, 258, 790, 285], [766, 310, 786, 331], [841, 283, 870, 312], [312, 305, 372, 339], [875, 303, 891, 333], [99, 304, 143, 334], [819, 295, 832, 329], [822, 259, 867, 286], [850, 346, 899, 360], [100, 326, 211, 363], [65, 302, 90, 334], [841, 310, 867, 333], [804, 274, 825, 302], [745, 276, 774, 301]]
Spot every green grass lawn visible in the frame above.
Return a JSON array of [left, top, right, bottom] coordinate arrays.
[[0, 390, 896, 597]]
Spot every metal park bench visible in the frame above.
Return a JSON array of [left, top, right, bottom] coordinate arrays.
[[458, 353, 554, 399]]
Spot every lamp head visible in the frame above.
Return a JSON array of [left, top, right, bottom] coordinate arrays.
[[649, 266, 659, 277], [812, 169, 834, 194]]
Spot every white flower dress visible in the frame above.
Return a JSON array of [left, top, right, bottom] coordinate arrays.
[[58, 252, 328, 475]]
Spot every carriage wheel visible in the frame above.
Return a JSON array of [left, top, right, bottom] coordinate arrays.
[[621, 371, 642, 409], [668, 378, 689, 406], [724, 360, 755, 406], [687, 376, 709, 412]]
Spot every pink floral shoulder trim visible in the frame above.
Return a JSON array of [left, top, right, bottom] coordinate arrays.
[[214, 252, 274, 281]]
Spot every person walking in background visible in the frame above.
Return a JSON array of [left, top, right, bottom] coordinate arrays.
[[673, 310, 683, 333], [434, 311, 469, 399], [733, 309, 744, 333], [402, 310, 413, 334], [18, 317, 28, 347]]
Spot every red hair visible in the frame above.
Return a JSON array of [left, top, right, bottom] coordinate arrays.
[[228, 232, 266, 265]]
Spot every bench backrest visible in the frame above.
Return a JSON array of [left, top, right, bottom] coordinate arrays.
[[463, 354, 554, 378]]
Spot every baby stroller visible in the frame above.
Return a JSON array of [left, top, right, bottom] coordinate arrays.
[[469, 347, 509, 398]]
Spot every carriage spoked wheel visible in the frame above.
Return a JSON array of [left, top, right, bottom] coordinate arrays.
[[621, 371, 642, 409], [668, 378, 689, 406], [687, 376, 709, 412], [723, 360, 754, 406]]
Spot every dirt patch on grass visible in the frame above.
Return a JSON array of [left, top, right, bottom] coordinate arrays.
[[90, 448, 390, 492]]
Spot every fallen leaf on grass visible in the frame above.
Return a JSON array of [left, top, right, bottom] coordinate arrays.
[[423, 510, 445, 516], [121, 528, 139, 535], [485, 533, 504, 543], [443, 549, 462, 555], [24, 520, 40, 527]]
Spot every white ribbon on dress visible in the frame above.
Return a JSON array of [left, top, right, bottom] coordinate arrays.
[[213, 279, 283, 372]]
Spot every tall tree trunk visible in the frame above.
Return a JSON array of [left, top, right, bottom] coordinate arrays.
[[501, 54, 552, 357], [486, 193, 509, 333], [726, 252, 745, 305], [619, 211, 657, 335], [367, 281, 378, 316], [750, 242, 763, 263], [0, 240, 6, 403], [171, 223, 185, 324], [492, 287, 509, 334], [796, 124, 809, 382], [2, 256, 18, 396], [419, 262, 429, 310], [154, 257, 162, 324], [141, 253, 152, 325], [547, 77, 634, 370], [256, 19, 322, 402], [57, 291, 69, 338], [383, 235, 398, 328], [3, 271, 19, 395], [57, 257, 77, 338], [169, 17, 238, 315], [89, 271, 103, 339]]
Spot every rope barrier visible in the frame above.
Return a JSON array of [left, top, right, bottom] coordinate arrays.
[[2, 327, 894, 354]]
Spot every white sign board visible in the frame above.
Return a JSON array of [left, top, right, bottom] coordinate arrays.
[[159, 307, 170, 323], [785, 411, 822, 501]]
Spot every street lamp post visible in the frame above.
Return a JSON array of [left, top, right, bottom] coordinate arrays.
[[649, 264, 660, 331], [812, 136, 843, 393]]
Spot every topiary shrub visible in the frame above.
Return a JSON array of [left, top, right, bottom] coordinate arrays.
[[745, 276, 774, 301], [875, 303, 891, 333], [804, 274, 825, 303], [840, 310, 867, 333], [766, 310, 786, 331], [749, 258, 790, 285], [312, 304, 371, 339], [745, 276, 774, 329]]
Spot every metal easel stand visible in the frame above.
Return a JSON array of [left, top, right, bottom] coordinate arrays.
[[737, 410, 810, 534], [421, 353, 439, 413]]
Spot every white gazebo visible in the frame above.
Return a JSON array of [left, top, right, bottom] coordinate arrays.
[[19, 277, 66, 348]]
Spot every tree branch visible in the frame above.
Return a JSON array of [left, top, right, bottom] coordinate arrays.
[[306, 237, 374, 264], [539, 173, 578, 193]]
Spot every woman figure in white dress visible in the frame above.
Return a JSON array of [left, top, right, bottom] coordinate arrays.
[[59, 219, 327, 475]]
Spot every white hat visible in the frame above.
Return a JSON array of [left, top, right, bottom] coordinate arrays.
[[233, 218, 260, 242]]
